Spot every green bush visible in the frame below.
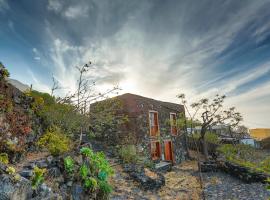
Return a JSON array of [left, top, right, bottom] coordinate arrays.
[[63, 147, 114, 198], [218, 144, 270, 175], [98, 180, 113, 197], [192, 132, 219, 144], [38, 126, 72, 156], [0, 153, 9, 164], [118, 145, 139, 164], [31, 167, 46, 189], [80, 164, 89, 179], [64, 156, 74, 174], [0, 63, 10, 80]]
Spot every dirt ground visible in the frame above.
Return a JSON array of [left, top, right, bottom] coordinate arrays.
[[110, 160, 202, 200]]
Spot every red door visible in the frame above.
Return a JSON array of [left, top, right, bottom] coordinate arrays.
[[164, 141, 173, 162]]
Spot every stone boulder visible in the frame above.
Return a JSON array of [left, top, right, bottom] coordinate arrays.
[[0, 174, 33, 200]]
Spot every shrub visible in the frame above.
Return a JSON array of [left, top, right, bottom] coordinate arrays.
[[80, 164, 89, 180], [38, 126, 72, 156], [63, 147, 114, 198], [0, 63, 10, 80], [6, 166, 16, 175], [0, 153, 9, 164], [80, 147, 94, 157], [118, 145, 139, 164], [98, 180, 113, 197], [64, 156, 74, 174], [84, 177, 98, 191], [218, 144, 270, 175], [192, 132, 219, 144], [31, 166, 46, 189]]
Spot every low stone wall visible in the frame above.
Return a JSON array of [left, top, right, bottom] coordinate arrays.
[[200, 160, 270, 184], [218, 161, 269, 183]]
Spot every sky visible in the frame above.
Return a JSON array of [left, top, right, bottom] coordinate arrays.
[[0, 0, 270, 128]]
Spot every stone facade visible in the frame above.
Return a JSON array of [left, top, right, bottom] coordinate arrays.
[[115, 93, 188, 165]]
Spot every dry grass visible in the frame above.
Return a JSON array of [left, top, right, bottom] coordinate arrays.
[[110, 160, 202, 200]]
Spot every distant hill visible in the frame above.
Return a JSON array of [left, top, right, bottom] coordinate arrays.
[[7, 78, 30, 92]]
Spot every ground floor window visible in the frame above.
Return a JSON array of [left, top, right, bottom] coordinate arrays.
[[164, 140, 174, 162], [151, 141, 161, 160]]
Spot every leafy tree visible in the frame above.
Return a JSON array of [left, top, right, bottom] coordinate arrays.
[[89, 97, 128, 143], [177, 93, 243, 159], [0, 62, 10, 80]]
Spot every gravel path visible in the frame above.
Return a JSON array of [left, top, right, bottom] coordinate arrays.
[[203, 171, 270, 200]]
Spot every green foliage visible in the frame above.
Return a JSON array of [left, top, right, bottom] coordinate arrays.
[[192, 132, 219, 144], [80, 147, 94, 157], [266, 178, 270, 192], [63, 147, 114, 197], [84, 177, 98, 190], [31, 167, 46, 189], [218, 144, 270, 175], [64, 147, 114, 197], [0, 153, 9, 164], [98, 180, 113, 197], [80, 164, 89, 179], [89, 98, 128, 142], [26, 90, 86, 135], [38, 126, 72, 156], [6, 166, 16, 175], [64, 156, 74, 174], [0, 63, 10, 80], [118, 145, 139, 164]]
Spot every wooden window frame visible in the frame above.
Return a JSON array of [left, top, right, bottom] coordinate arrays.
[[150, 140, 161, 160], [170, 112, 177, 135], [164, 139, 174, 163], [149, 110, 160, 137]]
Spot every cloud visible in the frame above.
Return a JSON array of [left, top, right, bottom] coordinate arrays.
[[27, 68, 51, 93], [47, 0, 89, 19], [0, 0, 8, 12], [47, 0, 62, 12], [63, 5, 89, 19], [6, 0, 270, 128]]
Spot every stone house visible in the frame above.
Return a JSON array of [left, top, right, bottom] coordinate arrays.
[[109, 93, 188, 165]]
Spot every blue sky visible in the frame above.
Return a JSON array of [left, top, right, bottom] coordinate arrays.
[[0, 0, 270, 128]]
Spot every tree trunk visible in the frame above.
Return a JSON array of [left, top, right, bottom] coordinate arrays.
[[200, 128, 209, 160]]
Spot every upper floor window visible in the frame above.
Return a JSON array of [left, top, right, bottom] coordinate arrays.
[[170, 113, 177, 135], [149, 111, 159, 136]]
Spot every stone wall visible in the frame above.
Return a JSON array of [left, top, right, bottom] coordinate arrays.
[[116, 93, 188, 164]]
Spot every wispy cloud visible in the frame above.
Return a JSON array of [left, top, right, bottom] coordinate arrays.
[[1, 0, 270, 128], [0, 0, 8, 12]]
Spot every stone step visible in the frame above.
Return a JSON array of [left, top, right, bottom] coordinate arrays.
[[155, 161, 172, 172]]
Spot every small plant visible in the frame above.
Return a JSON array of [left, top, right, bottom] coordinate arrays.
[[80, 147, 94, 157], [266, 178, 270, 189], [38, 126, 72, 156], [31, 166, 46, 189], [0, 63, 10, 80], [98, 180, 113, 197], [84, 177, 98, 191], [118, 145, 139, 164], [0, 153, 9, 164], [6, 166, 16, 175], [80, 164, 89, 180], [64, 156, 74, 174]]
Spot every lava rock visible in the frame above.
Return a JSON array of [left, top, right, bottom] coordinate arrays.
[[0, 174, 33, 200], [19, 170, 33, 179], [71, 184, 84, 200]]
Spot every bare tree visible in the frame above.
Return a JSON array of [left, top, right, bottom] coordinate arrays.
[[51, 76, 62, 96], [178, 94, 243, 160]]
